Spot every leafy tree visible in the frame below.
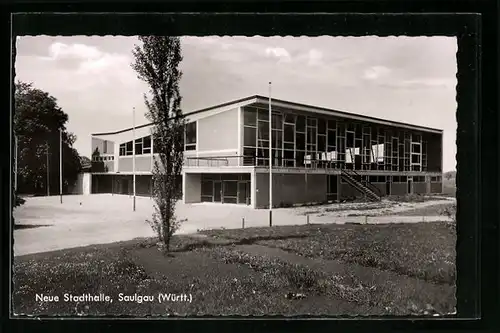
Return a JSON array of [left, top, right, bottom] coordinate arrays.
[[131, 36, 186, 252], [14, 82, 81, 196]]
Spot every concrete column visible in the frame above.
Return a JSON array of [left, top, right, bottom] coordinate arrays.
[[251, 169, 257, 208], [182, 171, 186, 203], [337, 174, 341, 202], [184, 173, 201, 203]]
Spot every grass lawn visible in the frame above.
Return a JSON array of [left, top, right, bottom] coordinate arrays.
[[203, 222, 456, 285], [396, 202, 455, 217], [13, 222, 456, 317]]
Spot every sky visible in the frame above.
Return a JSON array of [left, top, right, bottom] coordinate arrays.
[[15, 36, 457, 171]]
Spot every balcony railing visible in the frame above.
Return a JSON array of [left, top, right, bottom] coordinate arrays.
[[184, 155, 438, 173], [185, 155, 347, 170]]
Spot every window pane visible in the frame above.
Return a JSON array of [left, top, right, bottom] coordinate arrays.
[[328, 119, 336, 130], [272, 113, 282, 129], [185, 122, 197, 144], [257, 109, 269, 121], [272, 130, 283, 148], [307, 128, 317, 144], [244, 127, 256, 147], [201, 181, 213, 196], [243, 108, 257, 126], [224, 181, 238, 196], [284, 142, 294, 150], [258, 140, 269, 148], [296, 115, 306, 132], [284, 150, 294, 159], [258, 121, 270, 140], [143, 136, 151, 148], [284, 124, 294, 142], [296, 151, 305, 167], [318, 135, 326, 152], [126, 141, 133, 155], [284, 113, 296, 124], [296, 133, 305, 150], [243, 148, 256, 165], [135, 142, 143, 155], [318, 118, 326, 134], [307, 117, 317, 127], [258, 148, 269, 158], [327, 130, 336, 146]]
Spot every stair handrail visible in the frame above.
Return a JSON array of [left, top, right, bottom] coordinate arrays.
[[341, 174, 379, 202], [342, 168, 382, 199]]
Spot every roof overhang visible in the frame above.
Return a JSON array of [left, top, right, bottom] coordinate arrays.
[[251, 96, 443, 134]]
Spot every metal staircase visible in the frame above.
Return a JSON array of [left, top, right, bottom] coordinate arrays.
[[340, 168, 382, 202]]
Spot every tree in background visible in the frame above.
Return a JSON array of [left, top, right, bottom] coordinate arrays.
[[131, 36, 185, 252], [14, 82, 81, 196]]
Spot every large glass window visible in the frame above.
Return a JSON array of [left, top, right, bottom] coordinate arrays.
[[244, 127, 256, 147], [185, 122, 197, 151], [143, 136, 151, 154], [272, 113, 282, 130], [295, 133, 306, 150], [258, 121, 269, 140], [284, 124, 294, 142], [272, 130, 283, 149], [135, 139, 143, 155], [126, 141, 133, 156], [243, 108, 257, 126], [296, 115, 306, 132]]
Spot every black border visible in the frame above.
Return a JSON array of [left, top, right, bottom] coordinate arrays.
[[2, 2, 498, 332]]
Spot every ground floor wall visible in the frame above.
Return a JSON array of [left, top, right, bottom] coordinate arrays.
[[254, 173, 328, 208], [91, 174, 182, 197]]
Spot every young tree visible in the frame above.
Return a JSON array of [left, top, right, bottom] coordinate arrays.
[[131, 36, 185, 252], [14, 82, 82, 195]]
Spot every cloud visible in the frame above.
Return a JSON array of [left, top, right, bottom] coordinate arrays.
[[37, 41, 132, 82], [265, 47, 292, 63], [307, 49, 323, 66], [382, 78, 457, 89], [363, 66, 392, 80], [41, 42, 102, 61]]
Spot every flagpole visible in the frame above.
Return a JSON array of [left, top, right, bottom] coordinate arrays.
[[268, 82, 273, 227], [46, 141, 50, 197], [133, 107, 136, 212], [14, 134, 18, 192], [59, 129, 63, 204]]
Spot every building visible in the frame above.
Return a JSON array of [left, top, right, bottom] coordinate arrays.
[[89, 95, 443, 208]]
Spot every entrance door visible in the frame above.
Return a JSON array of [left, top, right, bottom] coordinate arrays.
[[386, 176, 391, 196], [213, 181, 222, 203], [121, 179, 129, 195], [237, 181, 250, 205], [407, 178, 413, 194]]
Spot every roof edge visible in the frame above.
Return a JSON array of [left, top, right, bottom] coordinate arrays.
[[91, 95, 259, 136]]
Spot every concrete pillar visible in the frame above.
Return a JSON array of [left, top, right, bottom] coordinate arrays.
[[182, 171, 186, 203], [251, 169, 257, 208], [183, 173, 201, 203], [337, 173, 341, 202]]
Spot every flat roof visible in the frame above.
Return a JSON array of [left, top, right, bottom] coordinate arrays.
[[92, 95, 443, 136]]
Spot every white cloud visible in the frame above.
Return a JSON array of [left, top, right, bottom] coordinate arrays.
[[37, 41, 132, 81], [397, 78, 456, 88], [307, 49, 323, 66], [363, 66, 391, 80], [41, 42, 102, 61], [265, 47, 292, 63]]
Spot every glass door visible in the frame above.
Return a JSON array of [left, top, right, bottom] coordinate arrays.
[[213, 181, 222, 202]]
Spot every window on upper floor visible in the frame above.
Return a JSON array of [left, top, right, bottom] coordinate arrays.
[[185, 121, 197, 151]]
